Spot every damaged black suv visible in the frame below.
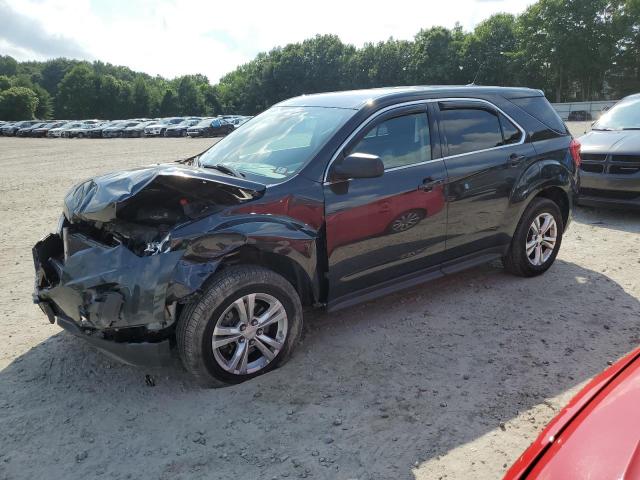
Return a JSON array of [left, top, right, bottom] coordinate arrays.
[[33, 86, 579, 386]]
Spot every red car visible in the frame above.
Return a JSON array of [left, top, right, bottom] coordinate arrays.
[[505, 346, 640, 479]]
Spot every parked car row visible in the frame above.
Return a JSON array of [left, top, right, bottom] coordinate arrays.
[[0, 115, 252, 139]]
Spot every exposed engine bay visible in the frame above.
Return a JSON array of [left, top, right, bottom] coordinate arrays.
[[62, 164, 265, 256]]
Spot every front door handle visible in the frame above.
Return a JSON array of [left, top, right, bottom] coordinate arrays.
[[509, 153, 527, 167], [419, 177, 445, 192]]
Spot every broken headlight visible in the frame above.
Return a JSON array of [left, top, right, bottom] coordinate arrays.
[[144, 233, 172, 256]]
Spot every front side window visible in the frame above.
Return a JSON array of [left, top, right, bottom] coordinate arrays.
[[199, 106, 355, 181], [440, 107, 503, 156], [348, 112, 431, 169]]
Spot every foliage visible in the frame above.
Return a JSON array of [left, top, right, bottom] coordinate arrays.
[[0, 75, 11, 91], [0, 0, 639, 120], [159, 89, 179, 117], [0, 87, 39, 120]]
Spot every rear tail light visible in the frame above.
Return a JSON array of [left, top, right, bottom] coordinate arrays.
[[569, 139, 581, 168]]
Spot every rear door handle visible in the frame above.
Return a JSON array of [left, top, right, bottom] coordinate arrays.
[[419, 177, 445, 192], [509, 153, 527, 167]]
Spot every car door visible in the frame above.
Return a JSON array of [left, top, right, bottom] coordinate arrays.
[[435, 99, 534, 257], [324, 104, 448, 302]]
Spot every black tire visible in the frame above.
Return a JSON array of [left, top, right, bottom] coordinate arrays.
[[177, 265, 303, 387], [503, 198, 564, 277]]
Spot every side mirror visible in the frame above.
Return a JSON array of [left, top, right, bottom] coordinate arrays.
[[331, 153, 384, 181]]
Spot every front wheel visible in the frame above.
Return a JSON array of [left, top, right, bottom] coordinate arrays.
[[177, 265, 303, 387], [503, 198, 563, 277]]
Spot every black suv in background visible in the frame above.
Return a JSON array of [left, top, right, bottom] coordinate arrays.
[[33, 86, 579, 386]]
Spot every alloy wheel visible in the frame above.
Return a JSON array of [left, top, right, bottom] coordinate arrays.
[[526, 213, 557, 266], [212, 293, 288, 375], [391, 211, 421, 233]]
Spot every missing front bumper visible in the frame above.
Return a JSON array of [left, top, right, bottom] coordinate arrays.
[[56, 313, 172, 367], [33, 232, 183, 330]]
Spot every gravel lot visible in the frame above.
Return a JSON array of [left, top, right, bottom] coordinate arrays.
[[1, 127, 639, 480]]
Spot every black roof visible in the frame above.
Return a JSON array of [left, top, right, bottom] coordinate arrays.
[[277, 85, 544, 109]]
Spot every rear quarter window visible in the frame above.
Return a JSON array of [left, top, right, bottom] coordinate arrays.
[[510, 96, 567, 134]]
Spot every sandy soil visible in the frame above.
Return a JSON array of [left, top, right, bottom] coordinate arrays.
[[0, 129, 638, 480]]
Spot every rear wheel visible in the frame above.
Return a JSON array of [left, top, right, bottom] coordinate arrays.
[[504, 198, 563, 277], [177, 265, 303, 387]]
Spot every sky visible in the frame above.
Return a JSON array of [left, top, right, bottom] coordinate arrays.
[[0, 0, 534, 83]]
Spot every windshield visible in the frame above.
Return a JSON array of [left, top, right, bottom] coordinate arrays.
[[199, 106, 355, 182], [196, 118, 212, 127], [594, 97, 640, 130]]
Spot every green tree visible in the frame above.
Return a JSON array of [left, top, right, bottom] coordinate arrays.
[[348, 39, 413, 88], [0, 87, 39, 120], [201, 84, 221, 115], [517, 0, 622, 101], [56, 64, 98, 118], [607, 0, 640, 96], [411, 26, 467, 84], [462, 14, 518, 86], [0, 55, 18, 76], [96, 75, 132, 119], [159, 89, 179, 116], [132, 77, 151, 117], [177, 76, 205, 115], [0, 75, 11, 91], [32, 84, 53, 119], [40, 58, 77, 96]]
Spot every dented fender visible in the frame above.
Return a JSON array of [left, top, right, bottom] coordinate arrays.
[[166, 215, 321, 304]]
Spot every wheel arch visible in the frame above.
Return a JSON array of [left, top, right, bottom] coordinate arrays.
[[168, 221, 321, 313], [217, 245, 317, 307], [534, 186, 570, 228]]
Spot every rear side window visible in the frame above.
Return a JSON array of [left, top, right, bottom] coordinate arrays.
[[510, 96, 567, 133], [440, 107, 503, 156]]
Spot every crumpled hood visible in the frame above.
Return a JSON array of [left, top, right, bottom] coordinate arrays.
[[579, 130, 640, 154], [64, 164, 266, 223]]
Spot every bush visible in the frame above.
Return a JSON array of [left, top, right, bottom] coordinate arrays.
[[0, 87, 39, 120]]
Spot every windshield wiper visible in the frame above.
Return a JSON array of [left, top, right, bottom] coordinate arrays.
[[201, 163, 245, 178], [621, 127, 640, 130]]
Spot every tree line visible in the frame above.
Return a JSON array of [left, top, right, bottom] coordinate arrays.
[[0, 56, 220, 120], [1, 0, 639, 120]]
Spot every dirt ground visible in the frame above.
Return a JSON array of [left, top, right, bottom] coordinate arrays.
[[0, 127, 638, 480]]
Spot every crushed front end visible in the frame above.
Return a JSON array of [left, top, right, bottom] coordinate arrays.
[[32, 164, 265, 366], [33, 227, 183, 366]]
